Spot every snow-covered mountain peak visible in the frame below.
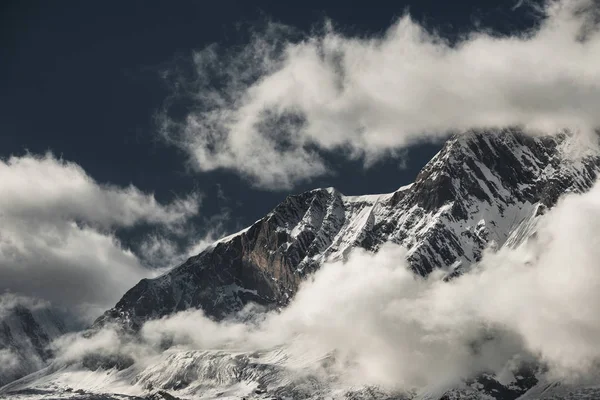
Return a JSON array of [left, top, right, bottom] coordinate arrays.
[[92, 129, 600, 330]]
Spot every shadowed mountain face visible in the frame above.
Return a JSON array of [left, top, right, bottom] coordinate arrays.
[[0, 304, 68, 386], [96, 129, 600, 330]]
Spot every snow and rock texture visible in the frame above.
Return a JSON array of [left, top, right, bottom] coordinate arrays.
[[97, 129, 600, 330], [1, 348, 598, 400], [0, 302, 68, 386], [4, 129, 600, 400], [1, 347, 412, 400]]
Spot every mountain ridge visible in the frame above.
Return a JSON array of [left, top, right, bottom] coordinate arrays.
[[95, 129, 600, 331]]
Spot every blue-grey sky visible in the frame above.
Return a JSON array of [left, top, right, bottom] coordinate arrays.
[[0, 0, 540, 231]]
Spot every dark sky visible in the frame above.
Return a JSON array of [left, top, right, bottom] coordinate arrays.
[[1, 0, 539, 245]]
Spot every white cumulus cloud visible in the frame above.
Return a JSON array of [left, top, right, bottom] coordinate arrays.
[[0, 153, 200, 320], [160, 0, 600, 189]]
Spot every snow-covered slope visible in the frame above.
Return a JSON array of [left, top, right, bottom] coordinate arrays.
[[4, 129, 600, 400], [1, 347, 411, 400]]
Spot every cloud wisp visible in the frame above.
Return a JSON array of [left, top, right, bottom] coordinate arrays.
[[159, 0, 600, 189], [0, 153, 200, 320], [137, 205, 233, 272], [55, 179, 600, 393]]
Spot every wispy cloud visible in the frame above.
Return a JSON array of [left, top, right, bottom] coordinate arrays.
[[159, 0, 600, 189], [137, 200, 232, 272]]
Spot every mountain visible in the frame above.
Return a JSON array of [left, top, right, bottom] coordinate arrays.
[[96, 129, 600, 329], [0, 300, 68, 387], [3, 129, 600, 400]]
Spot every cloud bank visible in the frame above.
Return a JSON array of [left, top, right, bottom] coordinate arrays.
[[160, 0, 600, 189], [0, 153, 200, 320], [56, 179, 600, 393]]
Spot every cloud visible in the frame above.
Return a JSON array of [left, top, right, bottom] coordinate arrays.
[[0, 152, 199, 229], [54, 179, 600, 393], [0, 153, 200, 320], [182, 209, 232, 257], [159, 0, 600, 189], [137, 207, 232, 270], [0, 292, 49, 320], [0, 349, 21, 382]]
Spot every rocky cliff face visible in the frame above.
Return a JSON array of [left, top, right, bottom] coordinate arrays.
[[96, 129, 600, 330]]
